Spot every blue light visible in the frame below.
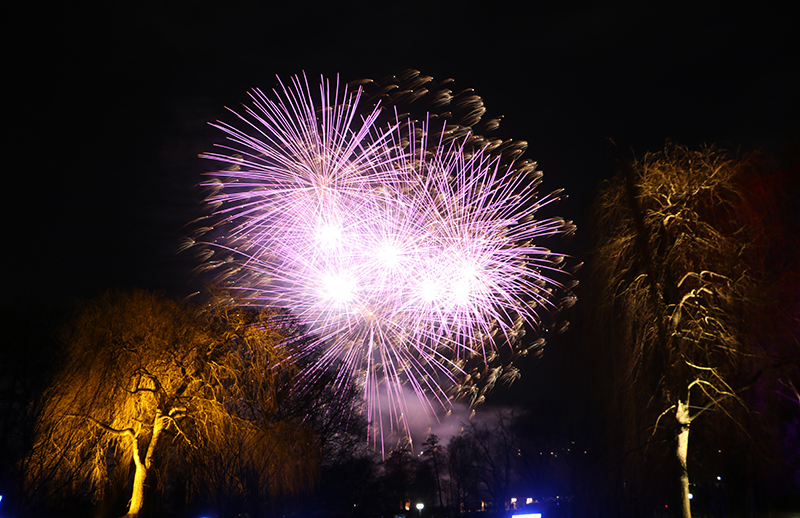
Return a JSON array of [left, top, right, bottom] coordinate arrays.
[[512, 514, 541, 518]]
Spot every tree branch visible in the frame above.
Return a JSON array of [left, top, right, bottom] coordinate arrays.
[[67, 414, 136, 439], [651, 404, 677, 437]]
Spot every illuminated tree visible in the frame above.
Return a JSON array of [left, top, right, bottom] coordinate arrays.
[[586, 143, 799, 518], [24, 290, 206, 516], [183, 301, 320, 517], [25, 289, 317, 518]]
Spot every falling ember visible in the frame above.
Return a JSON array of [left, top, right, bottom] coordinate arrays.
[[191, 72, 575, 448]]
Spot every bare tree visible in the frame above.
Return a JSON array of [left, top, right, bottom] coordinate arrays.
[[463, 410, 520, 511], [382, 446, 415, 513], [445, 432, 480, 514], [587, 143, 798, 518], [422, 434, 446, 508]]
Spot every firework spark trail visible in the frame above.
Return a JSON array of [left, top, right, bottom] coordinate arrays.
[[195, 73, 573, 446]]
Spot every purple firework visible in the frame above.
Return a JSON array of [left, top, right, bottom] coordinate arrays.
[[194, 73, 574, 447]]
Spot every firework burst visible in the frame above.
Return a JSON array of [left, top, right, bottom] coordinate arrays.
[[190, 72, 574, 448]]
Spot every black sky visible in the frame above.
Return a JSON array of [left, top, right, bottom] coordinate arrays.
[[5, 1, 798, 317]]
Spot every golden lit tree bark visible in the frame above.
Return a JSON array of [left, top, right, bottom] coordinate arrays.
[[676, 399, 691, 518], [124, 411, 166, 518]]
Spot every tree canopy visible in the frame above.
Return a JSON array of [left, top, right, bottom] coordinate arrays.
[[23, 289, 321, 518], [581, 143, 800, 517]]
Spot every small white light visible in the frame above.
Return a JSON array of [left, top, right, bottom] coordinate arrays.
[[321, 272, 356, 303], [688, 493, 693, 500], [717, 476, 722, 481], [420, 278, 441, 303], [379, 243, 401, 267], [317, 222, 343, 248]]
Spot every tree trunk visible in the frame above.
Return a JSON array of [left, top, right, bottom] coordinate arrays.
[[676, 399, 692, 518], [125, 444, 147, 518], [432, 452, 443, 508], [123, 412, 166, 518]]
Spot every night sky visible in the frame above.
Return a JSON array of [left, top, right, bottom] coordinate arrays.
[[5, 1, 798, 401]]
